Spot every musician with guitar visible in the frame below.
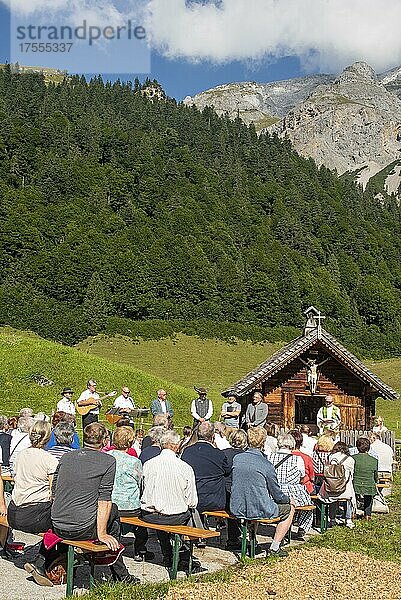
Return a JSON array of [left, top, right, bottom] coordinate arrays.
[[76, 380, 116, 428]]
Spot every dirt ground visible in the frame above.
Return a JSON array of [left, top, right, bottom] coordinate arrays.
[[167, 547, 401, 600]]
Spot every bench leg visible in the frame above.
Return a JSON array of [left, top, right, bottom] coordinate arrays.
[[240, 522, 247, 559], [171, 534, 181, 580], [249, 522, 257, 558], [188, 540, 194, 576], [89, 559, 95, 590], [66, 545, 74, 598], [320, 504, 327, 533]]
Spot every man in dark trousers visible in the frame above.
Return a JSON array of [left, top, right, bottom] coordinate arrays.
[[25, 423, 138, 586], [181, 422, 229, 515], [190, 387, 213, 430]]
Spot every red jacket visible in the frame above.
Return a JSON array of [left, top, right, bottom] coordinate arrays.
[[293, 449, 315, 493]]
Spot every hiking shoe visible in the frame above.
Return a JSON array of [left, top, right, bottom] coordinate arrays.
[[291, 527, 305, 541], [24, 563, 54, 587], [268, 547, 288, 558], [134, 550, 155, 562]]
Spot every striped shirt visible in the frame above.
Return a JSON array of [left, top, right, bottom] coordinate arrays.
[[47, 445, 74, 461], [141, 449, 198, 515]]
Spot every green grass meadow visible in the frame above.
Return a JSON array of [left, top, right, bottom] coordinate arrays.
[[0, 327, 400, 432], [0, 327, 193, 430], [78, 333, 401, 432]]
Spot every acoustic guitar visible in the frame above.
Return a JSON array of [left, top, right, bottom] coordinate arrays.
[[76, 391, 117, 416]]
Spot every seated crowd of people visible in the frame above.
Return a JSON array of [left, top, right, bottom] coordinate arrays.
[[0, 403, 395, 589]]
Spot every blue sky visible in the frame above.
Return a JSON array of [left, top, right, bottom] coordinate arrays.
[[1, 1, 401, 101], [0, 3, 304, 100]]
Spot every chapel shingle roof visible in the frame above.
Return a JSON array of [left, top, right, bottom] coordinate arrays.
[[222, 328, 399, 401]]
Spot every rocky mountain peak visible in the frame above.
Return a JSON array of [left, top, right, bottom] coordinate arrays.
[[335, 61, 377, 85], [184, 61, 401, 197]]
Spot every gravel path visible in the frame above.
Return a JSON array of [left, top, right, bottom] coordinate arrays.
[[0, 528, 238, 599], [0, 522, 322, 598]]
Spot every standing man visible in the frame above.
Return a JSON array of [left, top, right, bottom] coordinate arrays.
[[113, 387, 136, 414], [150, 389, 174, 418], [191, 387, 213, 429], [77, 380, 101, 429], [244, 392, 268, 429], [316, 395, 341, 435], [220, 394, 241, 429], [56, 388, 75, 416]]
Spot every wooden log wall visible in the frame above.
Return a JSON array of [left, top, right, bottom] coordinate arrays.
[[251, 352, 371, 430]]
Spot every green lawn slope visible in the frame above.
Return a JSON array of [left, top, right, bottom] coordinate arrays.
[[78, 334, 401, 432], [1, 327, 399, 433], [0, 327, 193, 430]]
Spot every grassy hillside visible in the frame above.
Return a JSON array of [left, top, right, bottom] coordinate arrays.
[[0, 327, 193, 430], [1, 327, 399, 433], [78, 334, 401, 432], [0, 63, 66, 84]]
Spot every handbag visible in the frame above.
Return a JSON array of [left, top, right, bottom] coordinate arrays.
[[372, 489, 389, 514]]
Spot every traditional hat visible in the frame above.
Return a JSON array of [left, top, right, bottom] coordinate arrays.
[[61, 387, 74, 395], [194, 386, 207, 395]]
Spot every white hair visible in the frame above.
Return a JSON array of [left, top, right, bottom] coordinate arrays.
[[160, 430, 180, 449]]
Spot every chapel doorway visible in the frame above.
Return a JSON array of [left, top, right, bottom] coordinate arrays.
[[295, 394, 325, 431]]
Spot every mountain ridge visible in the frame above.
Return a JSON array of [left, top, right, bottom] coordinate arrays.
[[184, 62, 401, 196]]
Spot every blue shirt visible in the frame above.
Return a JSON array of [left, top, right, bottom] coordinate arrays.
[[46, 430, 80, 450], [230, 448, 290, 520]]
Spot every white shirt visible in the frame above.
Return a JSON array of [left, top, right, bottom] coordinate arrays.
[[141, 448, 198, 515], [370, 439, 393, 472], [77, 388, 100, 415], [159, 399, 167, 414], [57, 397, 76, 415], [190, 399, 213, 421], [10, 430, 31, 469], [300, 434, 316, 457], [214, 435, 231, 450], [113, 395, 135, 410]]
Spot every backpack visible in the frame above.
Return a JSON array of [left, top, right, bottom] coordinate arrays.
[[323, 455, 349, 494]]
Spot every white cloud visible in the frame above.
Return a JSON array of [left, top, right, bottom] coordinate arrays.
[[4, 0, 401, 73], [147, 0, 401, 73]]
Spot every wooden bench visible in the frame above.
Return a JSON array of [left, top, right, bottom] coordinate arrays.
[[311, 497, 350, 533], [2, 516, 109, 597], [37, 533, 110, 596], [202, 510, 280, 559], [120, 515, 219, 579]]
